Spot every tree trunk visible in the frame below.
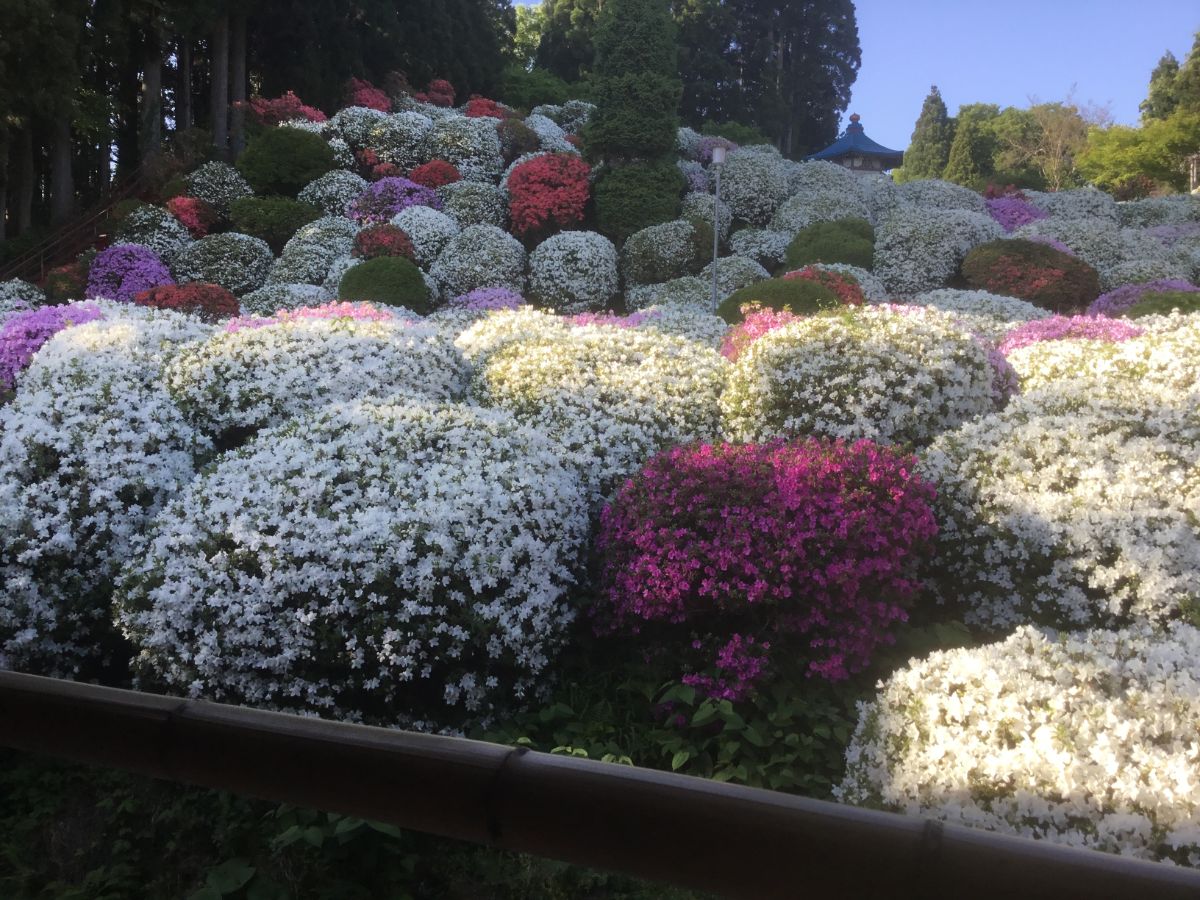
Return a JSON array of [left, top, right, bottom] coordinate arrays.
[[230, 13, 247, 155], [211, 15, 230, 157], [116, 26, 141, 179], [0, 135, 8, 243], [50, 113, 75, 224], [178, 39, 193, 130], [16, 127, 34, 234], [141, 25, 164, 161]]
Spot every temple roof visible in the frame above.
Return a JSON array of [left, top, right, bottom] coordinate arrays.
[[806, 114, 904, 167]]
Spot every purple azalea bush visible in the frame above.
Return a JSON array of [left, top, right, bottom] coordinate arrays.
[[985, 197, 1048, 233], [85, 244, 174, 302], [448, 286, 524, 311], [0, 303, 105, 392], [1087, 278, 1200, 317], [349, 177, 441, 224], [998, 315, 1145, 355]]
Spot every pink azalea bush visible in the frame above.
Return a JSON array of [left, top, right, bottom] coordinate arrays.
[[595, 439, 938, 697], [224, 301, 396, 333], [721, 303, 802, 360], [998, 315, 1146, 355], [345, 77, 391, 112]]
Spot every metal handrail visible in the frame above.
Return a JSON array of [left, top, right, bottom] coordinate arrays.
[[2, 671, 1198, 899]]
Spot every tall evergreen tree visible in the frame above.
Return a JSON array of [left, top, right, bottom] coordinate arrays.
[[896, 85, 955, 182], [535, 0, 602, 82], [1141, 51, 1181, 122], [942, 103, 999, 186]]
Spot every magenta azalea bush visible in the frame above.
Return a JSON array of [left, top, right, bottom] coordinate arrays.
[[998, 315, 1145, 355], [0, 303, 105, 393], [721, 304, 802, 360], [595, 439, 938, 696], [348, 176, 441, 224], [85, 244, 174, 302], [985, 197, 1048, 233], [1086, 278, 1200, 317]]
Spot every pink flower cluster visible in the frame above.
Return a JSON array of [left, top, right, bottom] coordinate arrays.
[[595, 439, 938, 692], [721, 303, 801, 360], [345, 77, 391, 112], [224, 301, 396, 333], [682, 634, 772, 702], [998, 314, 1145, 355]]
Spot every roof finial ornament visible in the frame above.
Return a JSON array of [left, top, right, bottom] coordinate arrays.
[[849, 113, 860, 123]]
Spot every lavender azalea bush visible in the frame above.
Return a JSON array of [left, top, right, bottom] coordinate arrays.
[[85, 244, 174, 302], [0, 303, 106, 393], [349, 177, 441, 225]]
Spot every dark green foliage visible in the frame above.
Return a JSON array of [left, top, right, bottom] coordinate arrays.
[[593, 161, 684, 243], [228, 198, 321, 253], [896, 85, 955, 183], [497, 64, 579, 111], [109, 199, 150, 224], [535, 0, 604, 82], [1124, 290, 1200, 318], [942, 107, 999, 186], [700, 120, 771, 147], [338, 256, 432, 313], [961, 239, 1101, 313], [235, 128, 336, 197], [497, 117, 543, 164], [717, 277, 842, 324], [784, 218, 874, 271]]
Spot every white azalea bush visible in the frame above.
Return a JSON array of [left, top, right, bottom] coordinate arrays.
[[728, 228, 791, 268], [431, 224, 527, 298], [113, 205, 193, 263], [0, 308, 211, 677], [0, 279, 44, 321], [392, 205, 460, 269], [524, 113, 574, 153], [454, 306, 567, 364], [681, 191, 731, 242], [625, 275, 711, 313], [636, 305, 729, 350], [919, 385, 1200, 631], [421, 116, 504, 182], [185, 161, 253, 215], [297, 170, 369, 217], [172, 233, 274, 295], [165, 309, 469, 446], [911, 289, 1053, 342], [367, 111, 434, 169], [720, 149, 791, 226], [1100, 257, 1191, 291], [621, 219, 704, 286], [528, 231, 619, 313], [875, 209, 1002, 295], [438, 180, 508, 229], [268, 216, 359, 285], [837, 623, 1200, 867], [239, 282, 330, 316], [329, 106, 388, 150], [722, 306, 999, 446], [1118, 195, 1200, 227], [770, 181, 871, 236], [699, 256, 771, 298], [470, 327, 728, 501], [114, 401, 590, 728], [895, 178, 987, 214], [1031, 186, 1119, 222]]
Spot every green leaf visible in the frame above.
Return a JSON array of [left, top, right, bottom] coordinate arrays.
[[670, 750, 691, 771], [302, 826, 325, 848], [205, 859, 256, 895], [812, 724, 832, 739], [742, 725, 768, 747], [333, 816, 365, 836], [691, 700, 719, 728], [366, 821, 406, 840]]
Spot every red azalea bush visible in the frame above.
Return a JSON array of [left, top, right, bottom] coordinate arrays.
[[961, 238, 1101, 312], [133, 282, 240, 322], [167, 196, 218, 237], [243, 91, 326, 127], [415, 78, 456, 107], [507, 153, 591, 238], [465, 96, 506, 119], [345, 77, 391, 112], [42, 260, 90, 303], [409, 160, 461, 189], [595, 439, 939, 697], [782, 267, 866, 306], [352, 224, 416, 261]]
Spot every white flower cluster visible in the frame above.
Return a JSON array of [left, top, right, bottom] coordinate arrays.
[[438, 180, 508, 230], [1099, 257, 1191, 291], [722, 306, 998, 446], [837, 623, 1200, 867], [171, 232, 274, 295], [1118, 195, 1200, 227], [239, 283, 331, 316], [637, 305, 729, 350], [700, 256, 771, 298], [0, 279, 44, 322], [185, 162, 253, 215], [720, 149, 791, 226], [678, 159, 709, 193], [0, 309, 211, 676], [911, 288, 1052, 342], [769, 189, 872, 237], [681, 191, 731, 242], [528, 231, 619, 313], [621, 219, 702, 286], [728, 228, 791, 268], [165, 314, 469, 445], [392, 205, 460, 270], [430, 224, 527, 298], [530, 100, 594, 135], [1014, 218, 1169, 286], [470, 327, 728, 501], [454, 306, 566, 364], [919, 385, 1200, 631], [785, 160, 866, 201], [676, 127, 703, 161], [421, 116, 504, 182], [113, 205, 193, 263], [895, 178, 987, 214], [875, 208, 1003, 295], [524, 114, 575, 153], [329, 106, 388, 150], [625, 276, 712, 313], [269, 217, 359, 285], [1031, 186, 1118, 222], [298, 170, 369, 217], [367, 111, 433, 169], [114, 400, 590, 728]]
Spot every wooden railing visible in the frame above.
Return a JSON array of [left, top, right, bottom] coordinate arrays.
[[2, 671, 1199, 900]]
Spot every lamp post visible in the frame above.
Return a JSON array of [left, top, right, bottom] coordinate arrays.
[[710, 145, 726, 311]]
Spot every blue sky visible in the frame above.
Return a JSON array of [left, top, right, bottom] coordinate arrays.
[[512, 1, 1199, 150]]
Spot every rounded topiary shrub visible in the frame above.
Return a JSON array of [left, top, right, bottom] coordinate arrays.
[[352, 224, 415, 261], [1123, 289, 1200, 318], [337, 256, 432, 312], [85, 244, 174, 302], [620, 219, 708, 286], [961, 238, 1102, 313], [114, 401, 590, 728], [132, 283, 240, 322], [593, 160, 684, 243], [528, 230, 619, 313], [228, 197, 321, 253], [716, 277, 841, 324], [596, 439, 937, 693], [171, 233, 274, 295], [784, 218, 874, 271], [235, 126, 337, 197]]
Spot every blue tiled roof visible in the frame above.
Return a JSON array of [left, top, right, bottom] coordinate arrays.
[[806, 116, 904, 165]]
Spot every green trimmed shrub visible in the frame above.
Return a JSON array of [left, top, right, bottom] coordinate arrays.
[[229, 198, 322, 253], [717, 277, 842, 323], [961, 238, 1101, 313], [784, 218, 875, 271], [594, 161, 684, 243], [235, 127, 336, 197], [337, 256, 432, 313], [1123, 290, 1200, 318]]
